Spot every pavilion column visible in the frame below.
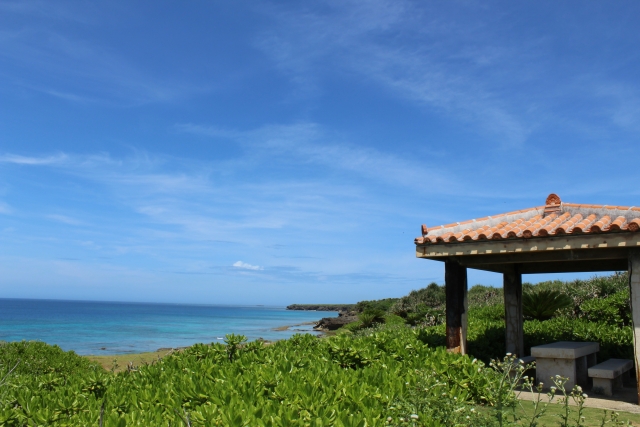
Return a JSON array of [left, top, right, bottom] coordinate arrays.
[[445, 259, 468, 354], [628, 250, 640, 405], [504, 264, 524, 357]]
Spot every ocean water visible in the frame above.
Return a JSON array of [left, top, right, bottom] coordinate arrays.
[[0, 299, 337, 355]]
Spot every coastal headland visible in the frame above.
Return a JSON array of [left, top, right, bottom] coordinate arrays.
[[285, 303, 355, 312]]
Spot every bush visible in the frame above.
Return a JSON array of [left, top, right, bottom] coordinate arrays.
[[468, 285, 503, 308], [358, 309, 385, 328], [580, 289, 631, 326], [404, 304, 445, 326], [390, 283, 445, 316], [417, 317, 633, 364], [524, 317, 633, 360], [468, 304, 504, 322], [0, 329, 503, 426], [0, 341, 101, 377], [522, 289, 572, 321], [527, 272, 628, 317], [354, 297, 399, 313]]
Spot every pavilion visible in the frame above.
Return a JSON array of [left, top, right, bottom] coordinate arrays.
[[414, 194, 640, 402]]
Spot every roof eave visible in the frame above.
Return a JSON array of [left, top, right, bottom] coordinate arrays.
[[416, 231, 640, 259]]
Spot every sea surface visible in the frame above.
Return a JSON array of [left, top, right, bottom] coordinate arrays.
[[0, 299, 337, 355]]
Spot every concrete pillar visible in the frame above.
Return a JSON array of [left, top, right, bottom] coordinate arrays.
[[445, 259, 468, 354], [628, 250, 640, 404], [504, 265, 524, 357]]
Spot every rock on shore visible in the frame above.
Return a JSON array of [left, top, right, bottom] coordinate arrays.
[[313, 313, 358, 331]]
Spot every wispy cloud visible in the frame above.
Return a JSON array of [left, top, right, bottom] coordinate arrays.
[[0, 13, 201, 105], [254, 0, 533, 146], [0, 202, 13, 215], [232, 261, 263, 271], [0, 153, 68, 165], [174, 124, 241, 140], [46, 214, 84, 226], [178, 121, 459, 194]]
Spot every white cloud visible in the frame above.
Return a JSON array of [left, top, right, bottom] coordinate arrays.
[[232, 261, 263, 271], [0, 153, 68, 165]]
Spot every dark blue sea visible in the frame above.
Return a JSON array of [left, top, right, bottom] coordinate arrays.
[[0, 299, 337, 355]]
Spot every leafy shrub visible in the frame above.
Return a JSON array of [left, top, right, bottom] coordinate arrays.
[[468, 303, 504, 322], [358, 308, 386, 328], [417, 300, 633, 363], [468, 285, 503, 308], [580, 289, 630, 326], [527, 272, 628, 317], [0, 341, 101, 377], [522, 289, 572, 321], [354, 297, 399, 313], [524, 318, 633, 360], [390, 283, 445, 316], [404, 304, 445, 326], [0, 328, 504, 426], [384, 314, 407, 326]]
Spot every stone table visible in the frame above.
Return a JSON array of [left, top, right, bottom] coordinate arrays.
[[531, 341, 599, 390]]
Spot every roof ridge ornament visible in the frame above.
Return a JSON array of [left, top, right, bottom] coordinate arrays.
[[544, 193, 562, 217]]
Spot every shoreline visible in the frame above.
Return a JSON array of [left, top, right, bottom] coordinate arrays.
[[271, 321, 317, 331], [84, 320, 326, 371]]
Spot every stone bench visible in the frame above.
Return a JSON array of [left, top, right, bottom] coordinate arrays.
[[587, 359, 633, 396]]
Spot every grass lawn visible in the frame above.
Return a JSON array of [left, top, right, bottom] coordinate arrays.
[[85, 348, 177, 372], [512, 400, 640, 426]]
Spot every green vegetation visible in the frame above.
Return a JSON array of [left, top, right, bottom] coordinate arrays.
[[286, 304, 356, 312], [2, 332, 638, 426], [0, 272, 637, 425], [354, 298, 399, 313], [0, 341, 99, 377], [388, 273, 633, 363], [0, 329, 508, 426], [522, 289, 573, 321]]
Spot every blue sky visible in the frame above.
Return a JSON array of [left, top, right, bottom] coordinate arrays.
[[1, 1, 639, 305]]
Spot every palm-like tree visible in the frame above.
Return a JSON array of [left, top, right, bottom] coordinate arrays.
[[522, 289, 572, 321], [358, 309, 385, 328]]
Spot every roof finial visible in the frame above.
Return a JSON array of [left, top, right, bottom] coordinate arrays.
[[544, 193, 562, 217], [546, 193, 561, 205], [421, 224, 428, 237]]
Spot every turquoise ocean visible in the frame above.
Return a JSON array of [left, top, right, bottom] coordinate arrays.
[[0, 299, 337, 355]]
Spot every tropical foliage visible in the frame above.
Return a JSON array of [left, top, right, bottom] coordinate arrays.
[[522, 289, 573, 321], [0, 272, 635, 426], [355, 272, 633, 363], [0, 329, 505, 426]]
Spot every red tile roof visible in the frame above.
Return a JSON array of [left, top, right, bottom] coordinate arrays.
[[415, 194, 640, 245]]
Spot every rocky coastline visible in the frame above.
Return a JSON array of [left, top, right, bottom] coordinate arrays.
[[286, 304, 355, 312], [313, 312, 358, 331], [286, 304, 357, 331]]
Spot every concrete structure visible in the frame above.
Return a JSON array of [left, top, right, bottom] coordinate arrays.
[[589, 359, 634, 396], [414, 194, 640, 403], [531, 341, 599, 390]]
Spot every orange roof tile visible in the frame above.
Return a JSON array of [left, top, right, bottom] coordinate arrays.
[[415, 193, 640, 245]]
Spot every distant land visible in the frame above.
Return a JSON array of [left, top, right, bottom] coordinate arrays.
[[286, 304, 355, 312]]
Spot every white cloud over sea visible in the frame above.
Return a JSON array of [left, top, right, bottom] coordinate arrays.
[[233, 261, 263, 271]]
